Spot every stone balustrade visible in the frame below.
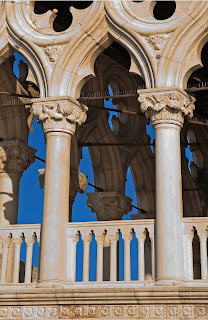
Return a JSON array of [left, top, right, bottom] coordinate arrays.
[[182, 217, 208, 281], [0, 224, 40, 284], [0, 218, 208, 285], [67, 219, 155, 282]]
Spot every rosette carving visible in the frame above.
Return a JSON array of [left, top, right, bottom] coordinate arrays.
[[138, 88, 195, 128], [32, 97, 87, 135], [0, 141, 36, 175]]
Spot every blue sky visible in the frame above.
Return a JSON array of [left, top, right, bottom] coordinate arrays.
[[13, 52, 192, 279]]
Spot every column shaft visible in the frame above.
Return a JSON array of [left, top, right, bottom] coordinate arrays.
[[1, 240, 10, 283], [25, 239, 35, 283], [187, 237, 194, 280], [96, 240, 104, 282], [155, 124, 184, 280], [138, 238, 145, 281], [110, 240, 117, 281], [82, 236, 91, 282], [39, 132, 71, 282], [13, 239, 23, 284], [200, 239, 207, 280]]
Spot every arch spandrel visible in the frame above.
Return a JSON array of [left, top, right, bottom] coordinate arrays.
[[0, 1, 11, 66]]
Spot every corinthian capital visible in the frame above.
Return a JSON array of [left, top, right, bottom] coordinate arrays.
[[0, 140, 36, 175], [138, 88, 195, 128], [32, 97, 88, 135]]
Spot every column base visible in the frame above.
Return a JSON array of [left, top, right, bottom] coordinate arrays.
[[37, 279, 66, 288]]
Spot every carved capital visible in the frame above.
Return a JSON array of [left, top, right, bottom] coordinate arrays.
[[108, 233, 119, 243], [0, 140, 36, 175], [122, 231, 133, 243], [13, 236, 23, 247], [138, 88, 195, 128], [82, 234, 92, 245], [32, 97, 88, 135], [87, 192, 132, 221], [95, 234, 105, 245], [136, 233, 145, 243], [25, 235, 35, 247], [1, 237, 11, 248]]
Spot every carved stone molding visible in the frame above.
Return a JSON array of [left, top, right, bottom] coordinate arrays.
[[0, 304, 206, 319], [0, 140, 36, 176], [138, 88, 195, 128], [86, 191, 132, 221], [32, 97, 88, 135]]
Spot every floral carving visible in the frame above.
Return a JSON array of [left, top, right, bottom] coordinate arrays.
[[145, 33, 171, 54], [138, 89, 195, 127], [0, 308, 7, 317], [100, 306, 110, 317], [36, 307, 45, 317], [74, 306, 84, 317], [195, 306, 207, 317], [32, 99, 87, 135], [85, 306, 97, 317], [23, 307, 33, 318], [182, 306, 192, 317], [154, 306, 164, 317], [167, 306, 178, 318], [127, 306, 137, 316], [12, 307, 21, 317], [113, 306, 123, 317], [61, 306, 74, 318], [140, 306, 150, 317], [48, 307, 58, 318], [45, 45, 64, 63]]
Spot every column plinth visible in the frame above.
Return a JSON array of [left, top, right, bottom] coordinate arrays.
[[138, 87, 195, 282], [32, 96, 87, 283], [0, 141, 36, 225]]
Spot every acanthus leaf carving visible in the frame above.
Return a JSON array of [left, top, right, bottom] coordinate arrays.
[[32, 97, 88, 135], [138, 88, 195, 127]]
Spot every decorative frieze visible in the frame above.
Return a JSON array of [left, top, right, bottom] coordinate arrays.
[[138, 88, 195, 128], [87, 191, 132, 220], [0, 305, 207, 319], [32, 97, 88, 135], [0, 140, 36, 175]]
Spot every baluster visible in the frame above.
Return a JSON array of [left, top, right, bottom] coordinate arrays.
[[67, 233, 79, 282], [123, 231, 133, 281], [1, 238, 11, 283], [25, 235, 35, 283], [12, 236, 23, 283], [82, 233, 92, 282], [109, 233, 119, 281], [186, 231, 194, 280], [137, 233, 145, 281], [199, 232, 208, 280], [150, 234, 155, 280], [95, 234, 105, 282]]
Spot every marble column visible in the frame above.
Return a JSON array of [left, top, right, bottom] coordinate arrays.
[[0, 140, 36, 225], [32, 96, 87, 283], [199, 232, 208, 280], [138, 88, 195, 282]]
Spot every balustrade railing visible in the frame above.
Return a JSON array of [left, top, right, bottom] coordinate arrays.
[[0, 217, 207, 285], [182, 217, 208, 281], [0, 224, 40, 284], [67, 219, 155, 282]]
